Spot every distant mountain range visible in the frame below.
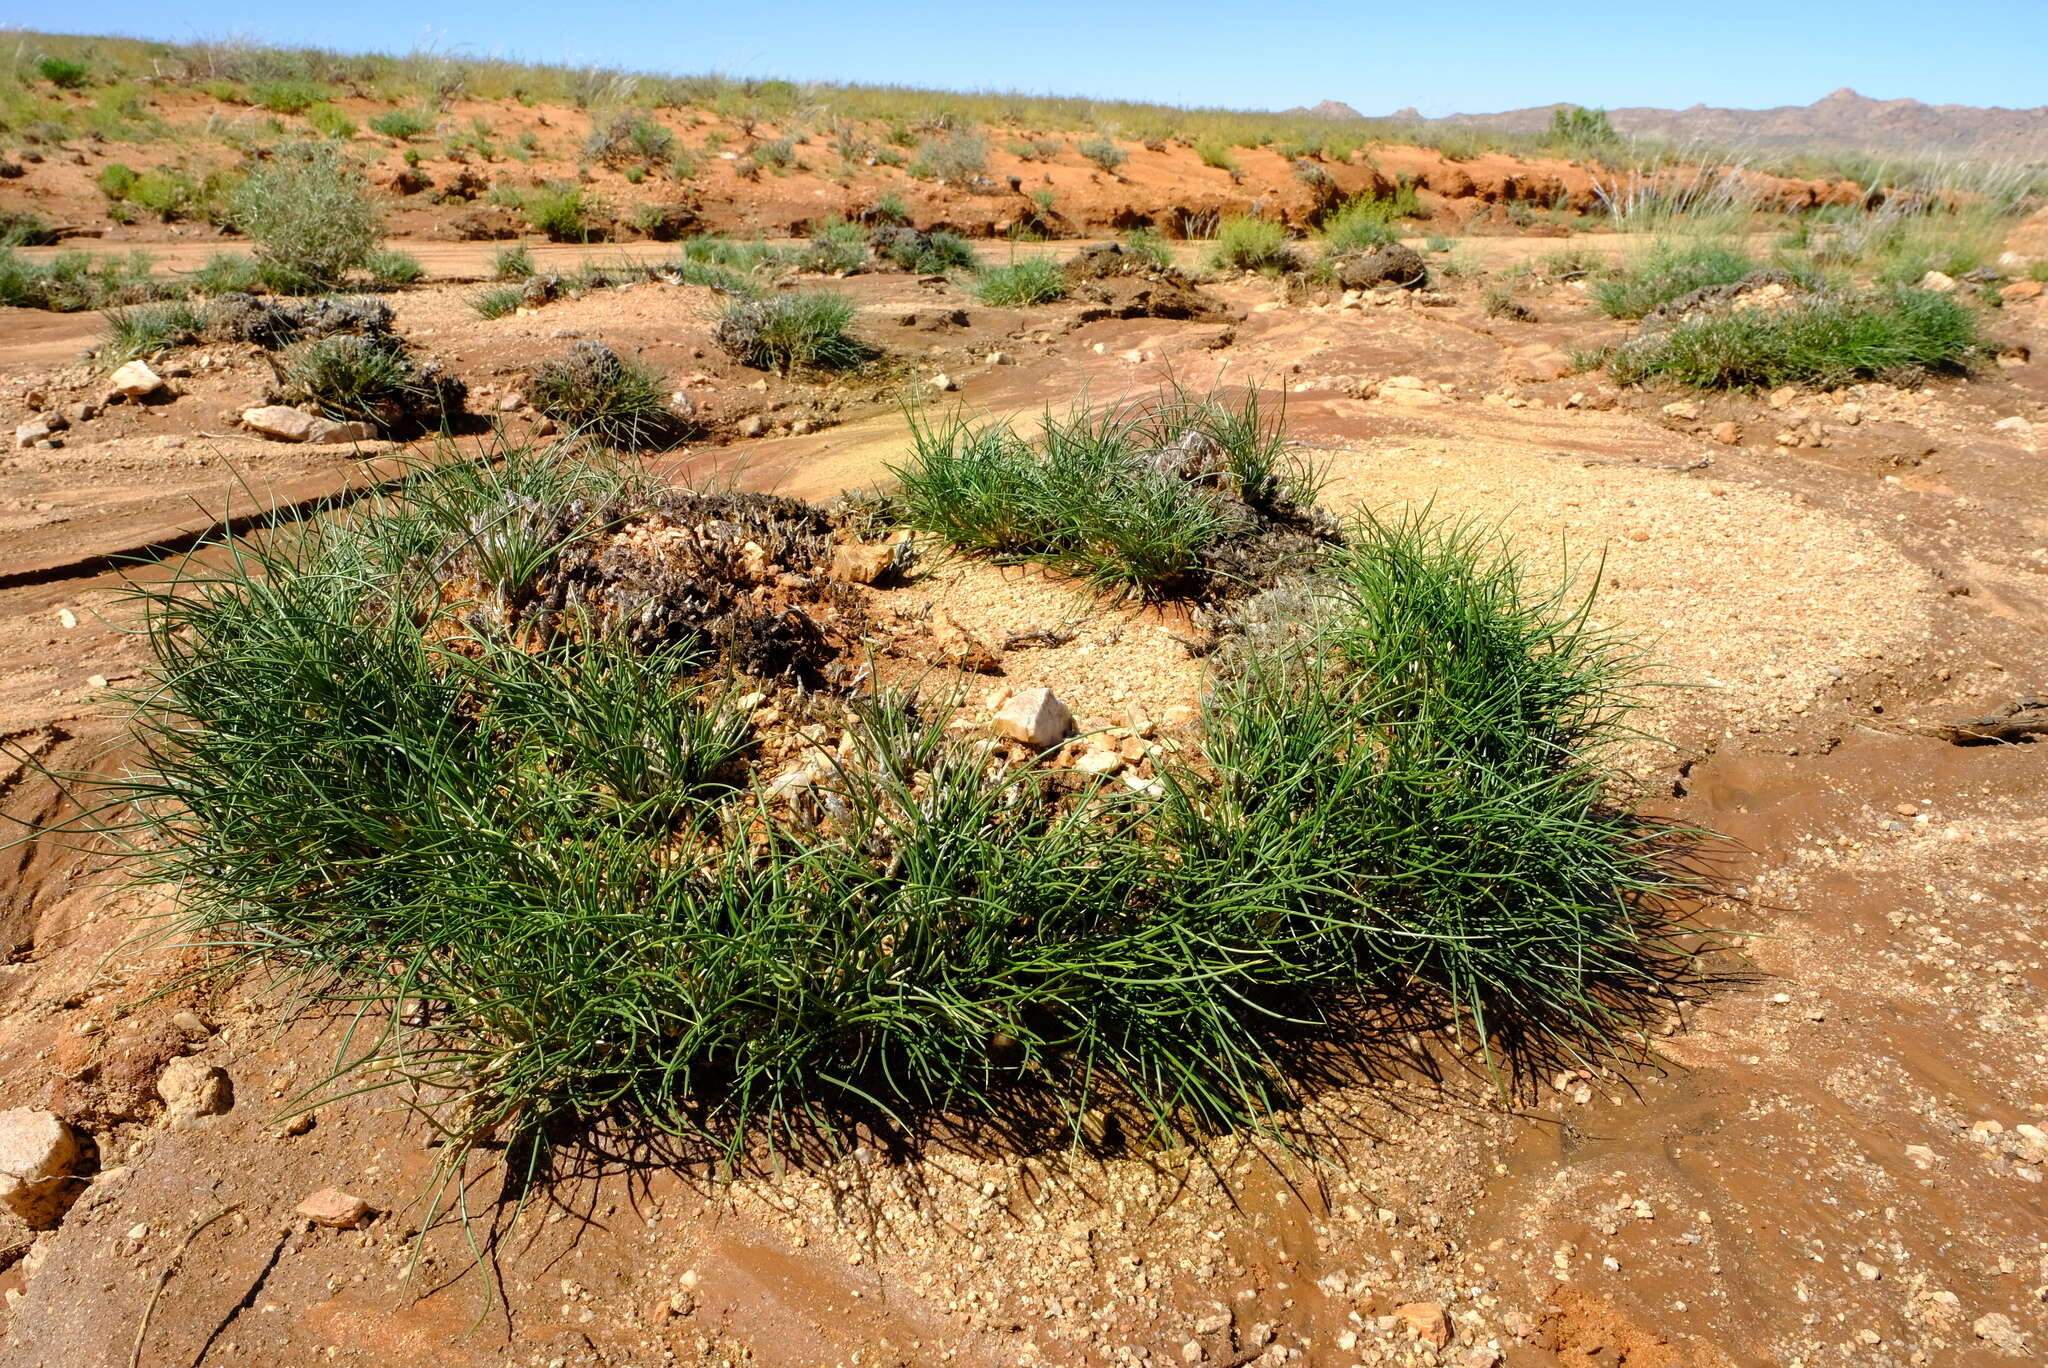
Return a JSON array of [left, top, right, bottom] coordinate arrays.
[[1281, 89, 2048, 162]]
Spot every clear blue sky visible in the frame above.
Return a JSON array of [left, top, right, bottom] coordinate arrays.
[[29, 1, 2048, 115]]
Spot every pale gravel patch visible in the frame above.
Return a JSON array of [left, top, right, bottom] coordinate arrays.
[[1317, 438, 1937, 753]]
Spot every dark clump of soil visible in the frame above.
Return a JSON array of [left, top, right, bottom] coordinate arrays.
[[1328, 243, 1429, 290], [208, 292, 396, 349], [1062, 242, 1234, 322], [482, 490, 878, 683]]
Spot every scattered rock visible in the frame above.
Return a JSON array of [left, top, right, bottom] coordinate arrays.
[[295, 1187, 374, 1229], [993, 688, 1072, 748], [14, 417, 58, 449], [929, 373, 959, 392], [61, 402, 97, 425], [1918, 270, 1957, 293], [240, 405, 323, 443], [1660, 400, 1701, 421], [932, 610, 1001, 674], [1974, 1313, 2030, 1357], [0, 1109, 83, 1229], [2002, 279, 2044, 302], [1506, 347, 1571, 383], [155, 1057, 231, 1124], [829, 539, 898, 585], [309, 419, 378, 444], [1711, 420, 1742, 445], [736, 414, 768, 439], [1074, 749, 1125, 777], [1393, 1302, 1452, 1348], [107, 360, 165, 399]]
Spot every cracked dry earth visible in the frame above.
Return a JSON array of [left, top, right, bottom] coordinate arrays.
[[2, 245, 2046, 1368]]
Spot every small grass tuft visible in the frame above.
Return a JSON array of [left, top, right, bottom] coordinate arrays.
[[1591, 241, 1755, 319], [1205, 216, 1295, 275], [1605, 286, 1984, 390], [714, 290, 867, 372], [972, 256, 1067, 306], [527, 340, 681, 447], [470, 285, 525, 320]]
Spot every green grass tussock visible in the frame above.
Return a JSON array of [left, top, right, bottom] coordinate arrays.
[[526, 340, 682, 448], [1205, 216, 1295, 275], [972, 256, 1067, 306], [38, 439, 1694, 1156], [1605, 286, 1983, 390], [1591, 241, 1756, 318], [714, 290, 866, 372], [890, 388, 1322, 598]]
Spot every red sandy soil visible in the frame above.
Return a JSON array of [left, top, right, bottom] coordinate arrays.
[[0, 215, 2046, 1368], [1, 89, 1870, 252]]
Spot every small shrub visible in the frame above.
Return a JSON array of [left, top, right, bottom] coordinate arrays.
[[973, 256, 1067, 306], [714, 290, 866, 372], [1196, 139, 1239, 176], [1205, 216, 1295, 274], [1120, 226, 1173, 268], [471, 285, 525, 320], [365, 249, 424, 286], [749, 137, 797, 171], [797, 217, 869, 274], [0, 246, 161, 311], [891, 389, 1319, 598], [524, 184, 597, 242], [305, 102, 357, 139], [876, 228, 978, 274], [250, 80, 327, 116], [871, 192, 910, 225], [494, 244, 536, 280], [1078, 136, 1127, 175], [277, 333, 462, 431], [1605, 286, 1983, 389], [228, 142, 383, 290], [1592, 241, 1755, 319], [527, 340, 680, 447], [38, 57, 90, 90], [910, 131, 986, 183], [100, 300, 206, 366], [1319, 197, 1400, 253], [97, 163, 139, 200], [369, 108, 434, 141], [129, 170, 201, 221], [187, 253, 264, 296], [588, 111, 675, 169]]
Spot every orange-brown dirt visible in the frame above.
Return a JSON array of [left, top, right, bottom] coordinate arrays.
[[0, 90, 1870, 250], [1, 194, 2046, 1368]]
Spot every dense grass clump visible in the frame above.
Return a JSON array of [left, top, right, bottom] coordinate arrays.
[[470, 284, 525, 320], [523, 184, 598, 242], [1171, 511, 1683, 1042], [99, 300, 206, 366], [276, 334, 464, 431], [526, 341, 681, 447], [0, 246, 162, 311], [1318, 195, 1401, 253], [228, 142, 383, 290], [1591, 240, 1755, 319], [1604, 286, 1983, 389], [890, 389, 1322, 597], [1206, 216, 1296, 274], [973, 256, 1067, 306], [714, 290, 866, 372], [51, 440, 1692, 1156]]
